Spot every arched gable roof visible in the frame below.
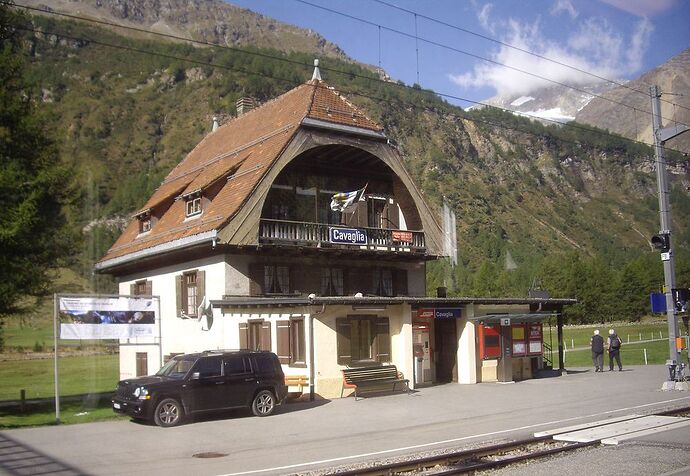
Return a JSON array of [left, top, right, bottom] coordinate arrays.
[[97, 80, 442, 270]]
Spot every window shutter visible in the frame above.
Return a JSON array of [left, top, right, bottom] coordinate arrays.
[[260, 321, 272, 351], [130, 283, 137, 295], [196, 270, 205, 305], [239, 323, 249, 349], [393, 269, 408, 296], [375, 318, 391, 363], [276, 320, 290, 364], [336, 318, 352, 365], [145, 280, 153, 295], [386, 198, 400, 229], [175, 275, 183, 317], [249, 263, 263, 296]]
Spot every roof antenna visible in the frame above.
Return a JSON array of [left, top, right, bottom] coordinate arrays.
[[311, 58, 322, 81]]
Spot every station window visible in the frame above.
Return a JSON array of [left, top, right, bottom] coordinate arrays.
[[336, 316, 390, 365]]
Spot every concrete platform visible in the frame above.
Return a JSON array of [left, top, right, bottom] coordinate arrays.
[[1, 365, 689, 476]]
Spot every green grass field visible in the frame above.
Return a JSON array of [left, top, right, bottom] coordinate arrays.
[[0, 353, 119, 401], [0, 399, 127, 428]]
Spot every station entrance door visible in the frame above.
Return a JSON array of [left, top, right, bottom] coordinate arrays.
[[435, 319, 458, 383]]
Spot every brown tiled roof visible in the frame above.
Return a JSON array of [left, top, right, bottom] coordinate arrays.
[[99, 81, 384, 266]]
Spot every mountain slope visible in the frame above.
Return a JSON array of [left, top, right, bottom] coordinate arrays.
[[21, 0, 349, 60], [576, 48, 690, 152]]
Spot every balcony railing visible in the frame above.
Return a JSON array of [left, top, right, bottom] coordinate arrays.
[[259, 219, 425, 252]]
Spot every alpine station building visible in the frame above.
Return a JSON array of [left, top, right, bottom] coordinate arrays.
[[96, 65, 575, 399]]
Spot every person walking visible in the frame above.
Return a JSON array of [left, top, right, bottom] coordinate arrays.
[[608, 329, 623, 371], [590, 329, 604, 372]]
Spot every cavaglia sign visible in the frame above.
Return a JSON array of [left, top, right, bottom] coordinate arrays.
[[329, 227, 368, 245]]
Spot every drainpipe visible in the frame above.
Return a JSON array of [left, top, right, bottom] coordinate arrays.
[[308, 296, 326, 401]]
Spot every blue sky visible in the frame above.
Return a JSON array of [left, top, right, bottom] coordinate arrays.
[[229, 0, 689, 107]]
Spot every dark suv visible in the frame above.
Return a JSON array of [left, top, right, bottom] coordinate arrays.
[[112, 350, 287, 427]]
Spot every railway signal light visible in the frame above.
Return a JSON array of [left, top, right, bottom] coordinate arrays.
[[651, 233, 670, 252]]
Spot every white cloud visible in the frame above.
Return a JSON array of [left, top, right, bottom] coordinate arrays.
[[449, 10, 653, 98], [477, 3, 495, 34], [551, 0, 578, 19]]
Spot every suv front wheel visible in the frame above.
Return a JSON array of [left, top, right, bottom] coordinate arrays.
[[154, 398, 183, 427], [252, 390, 276, 417]]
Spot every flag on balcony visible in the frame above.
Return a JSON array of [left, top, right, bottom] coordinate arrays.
[[330, 184, 367, 212]]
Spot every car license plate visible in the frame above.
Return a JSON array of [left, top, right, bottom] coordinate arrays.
[[113, 403, 121, 409]]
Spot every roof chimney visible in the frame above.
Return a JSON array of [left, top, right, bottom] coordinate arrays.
[[236, 97, 256, 116], [311, 58, 322, 81], [212, 116, 219, 132]]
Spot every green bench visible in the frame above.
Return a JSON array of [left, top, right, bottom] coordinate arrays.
[[341, 365, 410, 400]]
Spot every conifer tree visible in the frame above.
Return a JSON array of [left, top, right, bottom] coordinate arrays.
[[0, 3, 71, 317]]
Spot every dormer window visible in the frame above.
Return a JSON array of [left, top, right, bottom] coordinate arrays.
[[140, 217, 152, 233], [135, 209, 153, 235], [185, 196, 202, 217]]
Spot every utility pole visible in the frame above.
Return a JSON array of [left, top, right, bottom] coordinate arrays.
[[649, 85, 689, 388]]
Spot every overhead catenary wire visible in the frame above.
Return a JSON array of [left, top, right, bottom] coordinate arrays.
[[292, 0, 690, 124], [370, 0, 690, 115], [3, 4, 688, 155]]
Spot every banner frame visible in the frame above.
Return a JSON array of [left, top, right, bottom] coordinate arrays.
[[53, 293, 162, 424]]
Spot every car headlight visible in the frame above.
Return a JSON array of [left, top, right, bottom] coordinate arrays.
[[133, 387, 150, 400]]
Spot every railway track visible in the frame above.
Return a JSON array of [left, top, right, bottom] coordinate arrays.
[[306, 405, 690, 476]]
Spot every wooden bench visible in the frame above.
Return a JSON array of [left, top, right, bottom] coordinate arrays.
[[285, 375, 309, 398], [341, 365, 410, 400]]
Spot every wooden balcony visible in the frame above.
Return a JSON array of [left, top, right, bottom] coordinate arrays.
[[259, 219, 426, 253]]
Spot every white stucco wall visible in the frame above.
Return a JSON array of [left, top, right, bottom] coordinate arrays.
[[117, 255, 232, 378]]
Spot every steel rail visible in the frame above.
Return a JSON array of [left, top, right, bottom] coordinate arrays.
[[313, 406, 690, 476]]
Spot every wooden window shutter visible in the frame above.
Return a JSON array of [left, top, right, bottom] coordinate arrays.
[[375, 318, 391, 363], [260, 321, 272, 351], [175, 275, 183, 317], [145, 280, 153, 295], [393, 269, 408, 296], [336, 318, 352, 365], [130, 283, 137, 295], [386, 198, 400, 229], [249, 263, 263, 296], [239, 323, 249, 349], [196, 270, 205, 304], [276, 320, 290, 364]]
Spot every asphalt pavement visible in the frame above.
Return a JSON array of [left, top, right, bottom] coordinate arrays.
[[1, 365, 689, 476]]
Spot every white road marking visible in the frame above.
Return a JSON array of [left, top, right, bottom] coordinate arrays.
[[217, 396, 690, 476]]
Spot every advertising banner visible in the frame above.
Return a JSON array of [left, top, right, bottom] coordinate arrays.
[[59, 296, 158, 340]]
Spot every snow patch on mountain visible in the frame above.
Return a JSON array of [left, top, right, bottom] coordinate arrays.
[[510, 96, 535, 107]]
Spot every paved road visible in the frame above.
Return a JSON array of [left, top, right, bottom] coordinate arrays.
[[1, 365, 689, 476]]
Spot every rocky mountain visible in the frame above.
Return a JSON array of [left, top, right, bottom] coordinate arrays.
[[479, 81, 620, 124], [21, 0, 349, 60], [576, 48, 690, 153]]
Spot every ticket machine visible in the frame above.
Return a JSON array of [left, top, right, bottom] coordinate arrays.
[[412, 325, 432, 385]]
